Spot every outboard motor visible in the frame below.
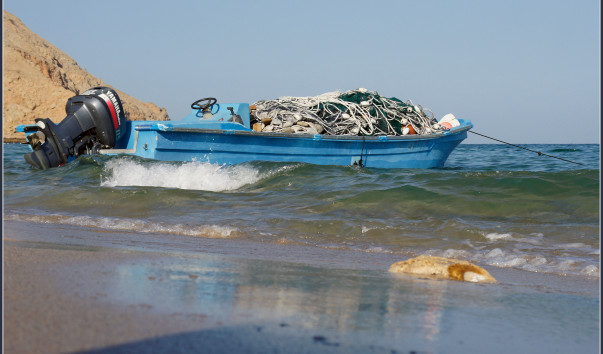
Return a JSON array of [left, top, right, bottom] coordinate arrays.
[[22, 87, 126, 169]]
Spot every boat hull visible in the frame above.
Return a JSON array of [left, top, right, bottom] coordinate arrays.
[[107, 122, 471, 169]]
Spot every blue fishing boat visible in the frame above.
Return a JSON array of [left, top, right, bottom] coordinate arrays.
[[16, 87, 472, 169]]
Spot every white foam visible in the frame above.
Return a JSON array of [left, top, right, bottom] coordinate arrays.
[[364, 246, 389, 253], [580, 265, 600, 277], [6, 214, 237, 238], [424, 247, 599, 278], [484, 233, 513, 241], [440, 249, 472, 259], [485, 248, 505, 258], [361, 225, 373, 234], [513, 237, 543, 245], [360, 225, 394, 235], [495, 257, 528, 267], [101, 159, 264, 191], [558, 243, 589, 249], [527, 256, 548, 266], [483, 249, 543, 269], [557, 260, 577, 271]]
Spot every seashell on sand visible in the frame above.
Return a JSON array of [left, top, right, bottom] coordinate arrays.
[[389, 255, 497, 283]]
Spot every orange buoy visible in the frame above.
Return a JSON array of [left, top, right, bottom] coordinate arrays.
[[403, 124, 416, 135], [440, 122, 453, 130]]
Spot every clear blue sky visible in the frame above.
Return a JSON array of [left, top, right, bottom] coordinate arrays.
[[4, 0, 600, 143]]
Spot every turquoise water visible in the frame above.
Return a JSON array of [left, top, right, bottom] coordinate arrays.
[[3, 143, 600, 278]]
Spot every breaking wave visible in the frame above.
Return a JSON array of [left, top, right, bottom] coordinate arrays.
[[423, 247, 599, 278], [101, 158, 266, 192], [5, 213, 238, 239]]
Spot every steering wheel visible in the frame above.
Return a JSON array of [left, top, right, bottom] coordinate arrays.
[[191, 97, 217, 110]]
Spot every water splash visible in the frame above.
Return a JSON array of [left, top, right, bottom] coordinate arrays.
[[101, 158, 264, 191]]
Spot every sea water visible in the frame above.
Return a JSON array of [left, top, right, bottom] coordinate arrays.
[[3, 143, 599, 279], [3, 142, 600, 352]]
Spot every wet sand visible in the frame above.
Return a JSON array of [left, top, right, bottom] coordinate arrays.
[[3, 220, 600, 353]]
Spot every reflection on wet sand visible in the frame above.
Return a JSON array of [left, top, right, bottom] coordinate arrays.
[[7, 230, 598, 353], [422, 282, 445, 342], [111, 256, 450, 344]]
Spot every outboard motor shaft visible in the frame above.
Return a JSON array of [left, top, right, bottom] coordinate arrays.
[[23, 87, 126, 169]]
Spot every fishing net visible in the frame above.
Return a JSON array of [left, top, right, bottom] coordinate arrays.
[[251, 88, 445, 136]]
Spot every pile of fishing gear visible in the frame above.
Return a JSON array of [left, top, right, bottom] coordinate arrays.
[[250, 88, 455, 136]]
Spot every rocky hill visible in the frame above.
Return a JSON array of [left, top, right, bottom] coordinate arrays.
[[2, 10, 169, 143]]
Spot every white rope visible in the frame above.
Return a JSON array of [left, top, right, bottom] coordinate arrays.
[[252, 88, 445, 136]]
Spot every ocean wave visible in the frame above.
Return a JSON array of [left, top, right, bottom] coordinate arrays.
[[548, 148, 583, 153], [484, 233, 513, 241], [424, 247, 599, 278], [3, 143, 598, 280], [5, 213, 238, 239], [101, 158, 267, 191]]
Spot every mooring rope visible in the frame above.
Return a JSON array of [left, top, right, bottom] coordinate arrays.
[[469, 131, 584, 166], [359, 136, 366, 167]]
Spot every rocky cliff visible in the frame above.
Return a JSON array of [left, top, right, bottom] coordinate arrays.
[[2, 11, 169, 143]]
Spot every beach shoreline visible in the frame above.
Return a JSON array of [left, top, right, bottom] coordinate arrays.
[[3, 220, 600, 353]]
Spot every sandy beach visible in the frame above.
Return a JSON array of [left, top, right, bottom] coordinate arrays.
[[3, 220, 599, 353]]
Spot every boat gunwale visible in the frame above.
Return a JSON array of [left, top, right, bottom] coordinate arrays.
[[138, 124, 472, 141]]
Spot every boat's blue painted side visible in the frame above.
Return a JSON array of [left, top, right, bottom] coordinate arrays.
[[150, 128, 468, 168]]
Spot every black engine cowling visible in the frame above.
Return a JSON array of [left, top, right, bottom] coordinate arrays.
[[23, 87, 126, 169]]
